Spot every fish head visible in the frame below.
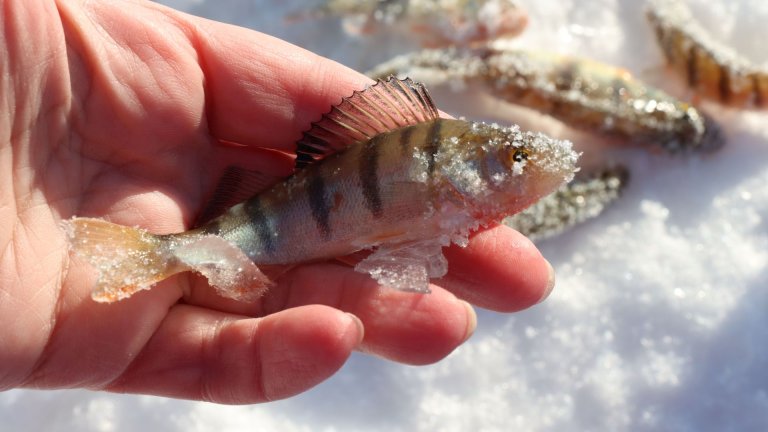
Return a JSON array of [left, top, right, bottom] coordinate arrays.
[[442, 122, 579, 218], [687, 109, 725, 152], [660, 104, 725, 152]]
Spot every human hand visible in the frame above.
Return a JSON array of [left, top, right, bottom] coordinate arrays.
[[0, 0, 554, 403]]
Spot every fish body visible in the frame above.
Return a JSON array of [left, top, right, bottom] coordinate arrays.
[[368, 46, 724, 152], [647, 0, 768, 109], [288, 0, 528, 48], [199, 119, 569, 264], [65, 78, 578, 302]]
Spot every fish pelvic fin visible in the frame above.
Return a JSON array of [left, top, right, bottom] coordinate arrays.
[[172, 235, 273, 302], [354, 240, 449, 293], [63, 218, 181, 302], [295, 76, 440, 169]]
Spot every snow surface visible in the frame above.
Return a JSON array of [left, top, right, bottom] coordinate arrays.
[[4, 0, 768, 431]]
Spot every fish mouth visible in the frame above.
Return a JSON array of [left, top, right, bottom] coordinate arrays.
[[698, 114, 726, 152]]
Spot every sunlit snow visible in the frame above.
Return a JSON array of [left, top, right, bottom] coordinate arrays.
[[4, 0, 768, 431]]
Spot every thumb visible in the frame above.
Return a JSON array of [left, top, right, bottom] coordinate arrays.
[[107, 304, 364, 403]]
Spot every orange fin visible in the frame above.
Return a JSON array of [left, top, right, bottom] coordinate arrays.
[[295, 76, 439, 169], [63, 218, 180, 302], [65, 217, 275, 303], [196, 167, 282, 226]]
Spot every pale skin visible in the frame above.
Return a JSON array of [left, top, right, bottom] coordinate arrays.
[[0, 0, 555, 404]]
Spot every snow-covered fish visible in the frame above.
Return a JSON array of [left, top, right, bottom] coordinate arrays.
[[287, 0, 528, 48], [647, 0, 768, 109], [368, 46, 725, 153], [65, 77, 578, 303]]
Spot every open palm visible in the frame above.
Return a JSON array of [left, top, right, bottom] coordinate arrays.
[[0, 0, 553, 404]]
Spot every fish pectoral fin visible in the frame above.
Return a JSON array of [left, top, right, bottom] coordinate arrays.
[[354, 240, 448, 293], [173, 235, 273, 302]]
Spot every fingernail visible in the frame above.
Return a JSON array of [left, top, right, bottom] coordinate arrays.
[[538, 259, 556, 304], [346, 313, 365, 345], [460, 300, 477, 343]]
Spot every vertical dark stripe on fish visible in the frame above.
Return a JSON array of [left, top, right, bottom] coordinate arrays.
[[656, 26, 673, 63], [243, 196, 276, 255], [199, 220, 222, 236], [718, 66, 731, 104], [686, 45, 699, 88], [752, 74, 764, 108], [399, 125, 414, 155], [360, 136, 383, 218], [610, 77, 628, 106], [307, 172, 331, 239], [554, 60, 578, 92], [425, 120, 443, 176]]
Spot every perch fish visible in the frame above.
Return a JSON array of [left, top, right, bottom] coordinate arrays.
[[287, 0, 528, 48], [368, 45, 724, 153], [64, 77, 578, 303], [647, 0, 768, 108]]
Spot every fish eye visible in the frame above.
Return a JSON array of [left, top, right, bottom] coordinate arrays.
[[512, 148, 530, 163]]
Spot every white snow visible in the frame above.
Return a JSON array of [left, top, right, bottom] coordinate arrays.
[[4, 0, 768, 431]]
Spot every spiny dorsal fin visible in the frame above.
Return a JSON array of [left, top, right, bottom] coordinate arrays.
[[195, 167, 282, 226], [295, 76, 439, 169]]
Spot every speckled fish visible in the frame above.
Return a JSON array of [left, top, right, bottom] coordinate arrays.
[[367, 45, 725, 153], [503, 165, 629, 241], [64, 77, 578, 303], [647, 0, 768, 109], [286, 0, 528, 48]]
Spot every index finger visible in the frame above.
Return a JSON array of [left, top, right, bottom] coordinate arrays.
[[438, 225, 555, 312], [182, 11, 372, 150]]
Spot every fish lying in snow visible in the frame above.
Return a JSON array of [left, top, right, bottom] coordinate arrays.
[[64, 77, 578, 303], [647, 0, 768, 109], [368, 45, 724, 153], [503, 165, 628, 241], [286, 0, 528, 48]]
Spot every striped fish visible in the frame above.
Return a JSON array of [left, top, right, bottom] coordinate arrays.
[[367, 46, 724, 153], [286, 0, 528, 48], [647, 0, 768, 109], [64, 77, 578, 303]]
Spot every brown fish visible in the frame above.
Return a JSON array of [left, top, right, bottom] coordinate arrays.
[[368, 46, 724, 153], [647, 0, 768, 109], [286, 0, 529, 48]]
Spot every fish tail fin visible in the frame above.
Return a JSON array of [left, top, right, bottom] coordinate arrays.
[[65, 218, 274, 303], [63, 217, 179, 302]]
